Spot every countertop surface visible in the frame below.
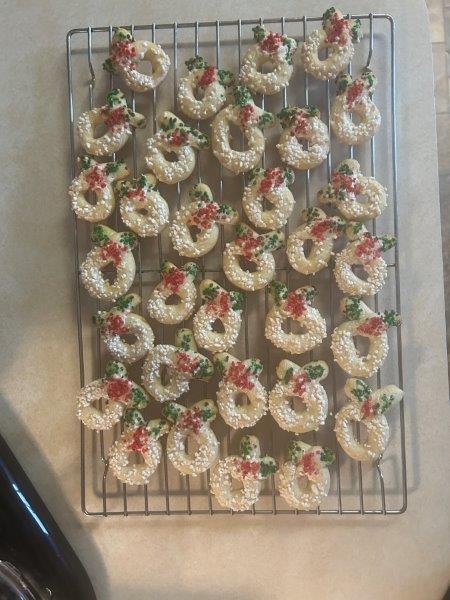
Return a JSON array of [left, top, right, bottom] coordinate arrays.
[[0, 1, 449, 599]]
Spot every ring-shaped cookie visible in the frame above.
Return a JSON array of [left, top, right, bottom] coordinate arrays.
[[163, 400, 219, 476], [77, 89, 146, 157], [76, 361, 149, 430], [193, 280, 243, 353], [318, 159, 388, 221], [178, 56, 234, 120], [170, 183, 238, 258], [145, 111, 209, 184], [243, 166, 295, 230], [223, 223, 284, 291], [331, 68, 381, 145], [142, 328, 214, 402], [80, 225, 137, 301], [147, 261, 198, 325], [301, 8, 362, 81], [116, 174, 169, 237], [277, 105, 329, 170], [240, 25, 297, 95], [269, 359, 329, 433], [278, 440, 335, 510], [93, 294, 154, 363], [214, 353, 268, 429], [335, 378, 404, 462], [287, 207, 346, 275], [69, 157, 129, 222], [103, 28, 170, 92], [265, 282, 327, 355], [211, 85, 275, 174], [330, 297, 401, 377], [109, 418, 170, 485], [334, 222, 396, 297], [210, 436, 277, 511]]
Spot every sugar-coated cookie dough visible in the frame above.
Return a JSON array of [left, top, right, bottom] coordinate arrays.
[[265, 281, 327, 355], [69, 156, 129, 222], [163, 400, 219, 476], [77, 89, 146, 157], [335, 378, 404, 462], [210, 436, 277, 511], [103, 27, 170, 92], [214, 353, 268, 429], [147, 261, 198, 325], [240, 25, 297, 95], [278, 440, 335, 510], [301, 7, 362, 80], [331, 297, 401, 377], [94, 293, 154, 364]]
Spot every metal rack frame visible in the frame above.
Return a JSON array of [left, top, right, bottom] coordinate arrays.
[[67, 13, 407, 516]]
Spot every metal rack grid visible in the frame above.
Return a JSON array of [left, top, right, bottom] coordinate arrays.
[[66, 13, 407, 516]]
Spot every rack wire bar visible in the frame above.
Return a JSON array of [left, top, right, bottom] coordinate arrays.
[[67, 13, 406, 517]]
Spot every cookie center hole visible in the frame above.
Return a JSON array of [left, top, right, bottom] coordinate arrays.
[[165, 293, 180, 306], [231, 477, 244, 491], [128, 452, 146, 465], [229, 122, 249, 151], [352, 264, 370, 280], [354, 335, 370, 357], [136, 207, 150, 216], [303, 238, 314, 256], [318, 47, 328, 61], [351, 420, 369, 443], [100, 264, 117, 284], [120, 333, 138, 344], [282, 319, 308, 335], [234, 392, 250, 407], [162, 150, 179, 163], [185, 434, 202, 456], [94, 121, 109, 138], [160, 364, 170, 387], [211, 319, 225, 333], [287, 395, 307, 413], [193, 85, 206, 100], [188, 225, 202, 241], [258, 59, 276, 74], [238, 256, 257, 273]]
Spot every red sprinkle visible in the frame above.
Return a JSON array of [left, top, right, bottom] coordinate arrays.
[[187, 202, 219, 230], [310, 218, 337, 240], [99, 241, 125, 266], [175, 351, 200, 375], [355, 234, 382, 264], [127, 426, 150, 454], [198, 65, 217, 87], [357, 316, 387, 337], [324, 12, 350, 46], [207, 290, 231, 318], [239, 104, 257, 128], [169, 129, 188, 146], [292, 372, 309, 396], [106, 314, 128, 335], [285, 291, 307, 318], [106, 377, 131, 401], [259, 167, 284, 194], [346, 79, 365, 108], [111, 40, 137, 68], [292, 112, 310, 137], [298, 450, 321, 476], [178, 405, 202, 434], [236, 233, 260, 259], [85, 165, 107, 191], [331, 172, 362, 196], [127, 187, 146, 202], [104, 106, 126, 129], [361, 398, 376, 419], [260, 31, 283, 53], [162, 268, 186, 294], [226, 361, 254, 391], [236, 458, 260, 478]]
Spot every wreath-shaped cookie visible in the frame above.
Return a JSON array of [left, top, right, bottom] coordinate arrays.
[[287, 207, 346, 275], [331, 297, 401, 377], [109, 418, 170, 485], [116, 174, 169, 237], [334, 222, 396, 297], [214, 353, 268, 429], [301, 7, 362, 80], [331, 68, 381, 145], [223, 223, 284, 291], [145, 111, 209, 184], [77, 89, 146, 157], [211, 85, 275, 174], [240, 25, 297, 95], [276, 106, 329, 170], [170, 183, 238, 258], [147, 261, 198, 325], [141, 328, 213, 402], [103, 27, 170, 92], [69, 156, 129, 222], [269, 359, 329, 433], [163, 400, 219, 476], [76, 360, 149, 430], [278, 440, 335, 510], [80, 225, 137, 301], [94, 293, 154, 364], [178, 56, 234, 120], [318, 159, 388, 221], [242, 166, 295, 230], [335, 378, 404, 462], [193, 280, 243, 353], [210, 435, 277, 511], [265, 282, 327, 354]]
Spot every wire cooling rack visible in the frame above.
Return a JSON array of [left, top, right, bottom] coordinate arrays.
[[66, 13, 407, 516]]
